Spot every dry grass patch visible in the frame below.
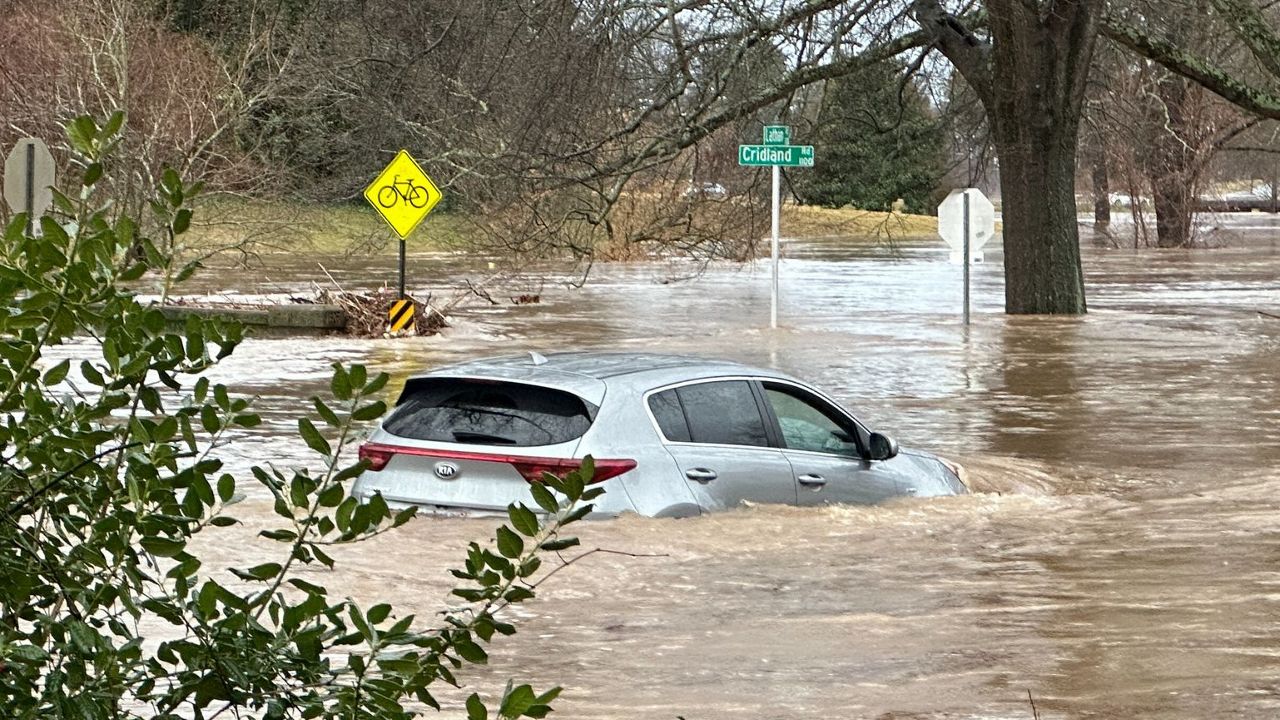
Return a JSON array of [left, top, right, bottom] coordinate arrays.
[[781, 205, 938, 243], [183, 196, 942, 264], [185, 197, 474, 256]]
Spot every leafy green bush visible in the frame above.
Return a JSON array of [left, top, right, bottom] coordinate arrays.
[[0, 114, 596, 719]]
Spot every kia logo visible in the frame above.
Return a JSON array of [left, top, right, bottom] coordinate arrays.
[[434, 462, 459, 480]]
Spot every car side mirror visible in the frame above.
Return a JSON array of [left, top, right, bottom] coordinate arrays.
[[868, 432, 899, 461]]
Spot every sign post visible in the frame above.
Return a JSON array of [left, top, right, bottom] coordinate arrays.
[[3, 138, 55, 236], [771, 163, 780, 328], [963, 191, 970, 325], [936, 188, 996, 325], [739, 125, 815, 329], [365, 150, 443, 334]]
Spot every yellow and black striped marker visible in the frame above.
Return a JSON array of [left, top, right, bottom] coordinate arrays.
[[388, 299, 415, 334]]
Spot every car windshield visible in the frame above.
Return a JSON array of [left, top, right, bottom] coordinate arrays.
[[383, 378, 596, 446]]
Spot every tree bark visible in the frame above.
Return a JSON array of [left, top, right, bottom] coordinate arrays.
[[1146, 87, 1197, 248], [914, 0, 1102, 314], [1151, 180, 1194, 248], [1092, 148, 1110, 228]]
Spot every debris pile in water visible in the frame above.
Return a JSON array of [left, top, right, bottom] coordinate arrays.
[[315, 288, 450, 337]]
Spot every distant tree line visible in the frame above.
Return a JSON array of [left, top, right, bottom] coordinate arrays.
[[5, 0, 1280, 313]]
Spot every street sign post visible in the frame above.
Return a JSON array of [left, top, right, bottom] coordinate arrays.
[[936, 188, 996, 325], [364, 150, 443, 304], [738, 125, 816, 329], [3, 138, 55, 236]]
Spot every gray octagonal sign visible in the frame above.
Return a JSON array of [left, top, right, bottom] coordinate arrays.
[[937, 188, 995, 263], [4, 137, 56, 223]]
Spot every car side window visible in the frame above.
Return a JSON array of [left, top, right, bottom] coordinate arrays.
[[763, 384, 861, 457], [647, 388, 691, 442], [673, 380, 770, 447]]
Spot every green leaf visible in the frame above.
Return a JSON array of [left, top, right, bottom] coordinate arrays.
[[455, 640, 488, 664], [562, 504, 593, 525], [67, 115, 98, 154], [499, 685, 537, 719], [119, 262, 147, 282], [365, 372, 389, 394], [534, 687, 562, 705], [140, 537, 185, 558], [298, 418, 331, 457], [173, 208, 193, 235], [317, 482, 344, 508], [508, 503, 540, 537], [83, 163, 103, 187], [351, 400, 386, 422], [336, 497, 357, 533], [162, 168, 183, 205], [366, 603, 391, 624], [466, 693, 488, 720], [217, 474, 235, 502], [563, 464, 586, 502], [312, 397, 341, 428], [348, 603, 374, 643], [197, 581, 218, 617], [529, 483, 559, 514], [104, 110, 126, 137], [539, 537, 580, 552], [287, 578, 326, 595], [175, 259, 202, 283], [495, 526, 524, 559], [80, 360, 105, 387], [240, 563, 282, 581], [200, 405, 222, 434], [43, 359, 70, 386], [7, 645, 49, 664], [312, 545, 335, 569], [330, 364, 352, 401], [503, 587, 535, 603], [518, 556, 541, 578]]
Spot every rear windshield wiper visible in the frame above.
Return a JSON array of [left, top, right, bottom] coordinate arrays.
[[451, 430, 518, 445]]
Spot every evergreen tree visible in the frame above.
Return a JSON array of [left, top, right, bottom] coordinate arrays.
[[796, 62, 945, 213]]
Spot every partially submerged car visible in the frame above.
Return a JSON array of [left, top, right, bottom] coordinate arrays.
[[353, 352, 967, 517]]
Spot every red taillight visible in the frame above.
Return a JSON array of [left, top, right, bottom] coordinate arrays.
[[508, 458, 637, 485], [358, 443, 394, 471], [356, 442, 635, 484]]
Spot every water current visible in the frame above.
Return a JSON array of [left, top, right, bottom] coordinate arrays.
[[51, 217, 1280, 718]]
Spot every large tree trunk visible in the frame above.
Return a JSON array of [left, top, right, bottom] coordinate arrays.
[[1151, 173, 1195, 247], [994, 130, 1088, 312], [914, 0, 1103, 314], [1145, 75, 1198, 248]]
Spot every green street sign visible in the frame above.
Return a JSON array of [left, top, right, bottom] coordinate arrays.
[[738, 144, 814, 167], [763, 125, 790, 145]]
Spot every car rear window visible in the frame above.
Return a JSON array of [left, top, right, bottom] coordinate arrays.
[[383, 378, 596, 447], [647, 389, 692, 442]]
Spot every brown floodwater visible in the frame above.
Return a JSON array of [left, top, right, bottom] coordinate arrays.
[[52, 216, 1280, 718]]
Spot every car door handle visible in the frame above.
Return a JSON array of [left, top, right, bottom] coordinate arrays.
[[685, 468, 718, 483], [798, 474, 827, 488]]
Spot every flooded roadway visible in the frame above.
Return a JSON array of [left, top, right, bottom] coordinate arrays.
[[77, 217, 1280, 717]]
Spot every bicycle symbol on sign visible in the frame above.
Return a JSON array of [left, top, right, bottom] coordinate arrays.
[[377, 175, 431, 209]]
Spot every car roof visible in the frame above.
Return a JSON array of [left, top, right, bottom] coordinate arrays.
[[413, 352, 799, 401]]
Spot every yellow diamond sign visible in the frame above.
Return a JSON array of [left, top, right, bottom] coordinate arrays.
[[364, 150, 443, 239]]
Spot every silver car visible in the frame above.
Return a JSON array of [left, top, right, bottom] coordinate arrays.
[[353, 352, 967, 517]]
